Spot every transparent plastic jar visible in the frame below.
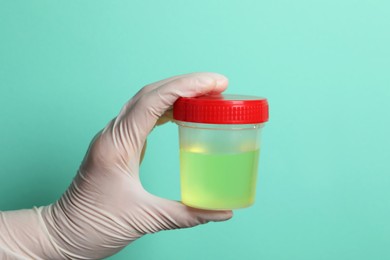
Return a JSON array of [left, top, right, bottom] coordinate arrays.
[[173, 94, 269, 210]]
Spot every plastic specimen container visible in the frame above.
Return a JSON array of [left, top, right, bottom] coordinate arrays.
[[173, 94, 269, 210]]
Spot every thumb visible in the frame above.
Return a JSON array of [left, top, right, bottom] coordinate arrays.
[[147, 196, 233, 232], [120, 73, 228, 152]]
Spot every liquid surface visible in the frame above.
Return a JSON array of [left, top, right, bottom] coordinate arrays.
[[180, 149, 260, 210]]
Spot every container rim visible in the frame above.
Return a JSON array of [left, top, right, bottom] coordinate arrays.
[[174, 120, 265, 130]]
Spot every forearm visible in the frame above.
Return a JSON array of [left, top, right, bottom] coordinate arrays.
[[0, 192, 140, 260], [0, 206, 62, 259]]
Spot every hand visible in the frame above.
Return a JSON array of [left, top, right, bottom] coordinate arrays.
[[40, 72, 232, 259]]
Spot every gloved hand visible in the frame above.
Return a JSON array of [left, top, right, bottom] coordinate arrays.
[[0, 72, 232, 260]]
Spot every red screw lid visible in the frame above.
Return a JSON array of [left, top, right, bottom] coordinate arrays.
[[173, 94, 269, 124]]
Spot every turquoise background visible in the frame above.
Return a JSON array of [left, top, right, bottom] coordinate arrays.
[[1, 0, 390, 259]]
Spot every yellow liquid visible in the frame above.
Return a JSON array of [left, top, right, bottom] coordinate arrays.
[[180, 149, 260, 210]]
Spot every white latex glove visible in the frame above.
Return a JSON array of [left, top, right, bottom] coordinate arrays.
[[0, 72, 232, 260]]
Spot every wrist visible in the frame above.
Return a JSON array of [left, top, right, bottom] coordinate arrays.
[[41, 186, 143, 259], [0, 205, 64, 259]]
